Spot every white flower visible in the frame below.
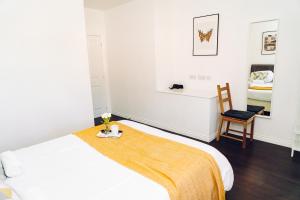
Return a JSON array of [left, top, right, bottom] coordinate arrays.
[[101, 113, 111, 119]]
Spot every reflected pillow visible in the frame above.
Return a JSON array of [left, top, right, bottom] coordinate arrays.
[[0, 151, 22, 178], [250, 71, 273, 83], [0, 162, 6, 181]]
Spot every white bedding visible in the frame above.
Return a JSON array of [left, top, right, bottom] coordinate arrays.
[[5, 120, 234, 200], [248, 88, 272, 101], [249, 82, 273, 88]]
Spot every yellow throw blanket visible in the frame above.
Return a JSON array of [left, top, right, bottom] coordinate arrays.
[[0, 188, 12, 198], [75, 122, 225, 200], [249, 86, 272, 90]]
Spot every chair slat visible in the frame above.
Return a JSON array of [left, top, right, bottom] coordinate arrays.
[[221, 134, 243, 142], [220, 87, 227, 91], [228, 129, 251, 135], [223, 98, 230, 102]]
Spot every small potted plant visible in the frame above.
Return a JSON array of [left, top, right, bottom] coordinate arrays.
[[101, 113, 112, 134]]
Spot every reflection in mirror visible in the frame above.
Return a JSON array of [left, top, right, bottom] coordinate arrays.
[[247, 20, 279, 117]]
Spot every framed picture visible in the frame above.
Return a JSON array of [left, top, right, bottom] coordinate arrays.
[[261, 31, 277, 55], [193, 14, 219, 56]]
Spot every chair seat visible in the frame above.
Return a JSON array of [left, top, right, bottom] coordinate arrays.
[[223, 109, 255, 120], [247, 105, 264, 114]]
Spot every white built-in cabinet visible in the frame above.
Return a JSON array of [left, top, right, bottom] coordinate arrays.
[[157, 89, 218, 142]]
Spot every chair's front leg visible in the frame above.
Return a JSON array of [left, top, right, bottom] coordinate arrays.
[[226, 122, 231, 134], [217, 116, 224, 142], [250, 119, 255, 142], [242, 124, 247, 149]]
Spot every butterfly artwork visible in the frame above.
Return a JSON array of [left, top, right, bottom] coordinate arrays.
[[198, 29, 213, 42], [193, 14, 219, 56]]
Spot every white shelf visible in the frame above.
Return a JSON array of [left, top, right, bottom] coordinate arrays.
[[157, 89, 217, 99]]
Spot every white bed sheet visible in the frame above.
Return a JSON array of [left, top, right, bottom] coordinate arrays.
[[5, 120, 234, 200], [249, 82, 273, 88], [248, 88, 272, 101]]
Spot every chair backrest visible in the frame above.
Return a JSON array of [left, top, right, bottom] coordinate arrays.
[[217, 83, 233, 114]]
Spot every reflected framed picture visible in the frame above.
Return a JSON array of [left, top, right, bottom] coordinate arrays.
[[193, 13, 219, 56], [261, 31, 277, 55]]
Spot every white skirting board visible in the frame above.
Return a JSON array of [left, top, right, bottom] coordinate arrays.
[[222, 123, 291, 148], [253, 132, 291, 148]]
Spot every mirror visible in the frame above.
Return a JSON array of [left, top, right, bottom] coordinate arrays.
[[246, 19, 279, 117]]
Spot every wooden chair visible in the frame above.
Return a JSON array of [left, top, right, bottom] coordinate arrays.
[[217, 83, 256, 148]]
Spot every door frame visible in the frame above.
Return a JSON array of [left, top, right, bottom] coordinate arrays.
[[87, 34, 111, 118]]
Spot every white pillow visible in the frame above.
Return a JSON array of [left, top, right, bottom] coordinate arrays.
[[0, 152, 22, 178], [18, 187, 48, 200], [252, 80, 265, 85], [0, 162, 6, 181], [263, 70, 274, 83], [250, 70, 274, 83]]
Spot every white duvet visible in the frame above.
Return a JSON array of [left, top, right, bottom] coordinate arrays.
[[248, 88, 272, 101], [5, 120, 234, 200]]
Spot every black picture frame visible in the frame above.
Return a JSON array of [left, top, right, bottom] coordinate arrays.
[[193, 13, 219, 56]]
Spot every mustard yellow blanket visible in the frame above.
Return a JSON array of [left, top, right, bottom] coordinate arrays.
[[249, 86, 272, 90], [75, 122, 225, 200], [0, 188, 12, 198]]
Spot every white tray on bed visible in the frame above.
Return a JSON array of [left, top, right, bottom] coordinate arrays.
[[96, 130, 123, 138]]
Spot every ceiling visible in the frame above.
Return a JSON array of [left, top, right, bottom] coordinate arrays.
[[84, 0, 133, 10]]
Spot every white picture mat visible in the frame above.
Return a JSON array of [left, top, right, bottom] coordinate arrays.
[[193, 14, 219, 55]]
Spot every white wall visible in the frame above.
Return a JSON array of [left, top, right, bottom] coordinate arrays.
[[154, 0, 249, 93], [244, 0, 300, 147], [105, 0, 300, 147], [85, 8, 106, 36], [0, 0, 94, 152], [248, 20, 278, 65]]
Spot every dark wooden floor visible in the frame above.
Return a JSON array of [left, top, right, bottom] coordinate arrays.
[[211, 139, 300, 200], [95, 115, 300, 200]]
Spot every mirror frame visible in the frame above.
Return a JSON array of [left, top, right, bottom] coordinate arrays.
[[246, 19, 280, 119]]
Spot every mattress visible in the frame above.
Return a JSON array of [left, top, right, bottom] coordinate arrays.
[[5, 120, 234, 200], [248, 88, 272, 101], [247, 98, 271, 112]]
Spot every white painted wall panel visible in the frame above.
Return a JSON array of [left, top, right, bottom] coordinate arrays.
[[105, 0, 300, 147], [0, 0, 94, 152]]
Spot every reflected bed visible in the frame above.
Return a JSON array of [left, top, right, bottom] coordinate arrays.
[[247, 64, 274, 113]]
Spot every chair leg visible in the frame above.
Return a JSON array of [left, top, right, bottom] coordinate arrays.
[[226, 122, 231, 134], [250, 119, 255, 142], [242, 125, 247, 149], [217, 117, 224, 142]]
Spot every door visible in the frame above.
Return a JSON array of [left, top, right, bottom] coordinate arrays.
[[87, 35, 108, 118]]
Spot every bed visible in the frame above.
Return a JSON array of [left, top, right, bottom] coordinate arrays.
[[248, 89, 272, 102], [247, 64, 274, 112], [3, 120, 234, 200]]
